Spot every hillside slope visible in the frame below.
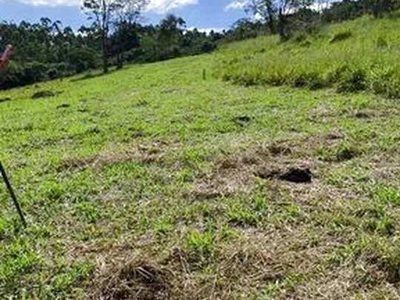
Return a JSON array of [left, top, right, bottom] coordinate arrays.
[[216, 14, 400, 98], [2, 17, 400, 299]]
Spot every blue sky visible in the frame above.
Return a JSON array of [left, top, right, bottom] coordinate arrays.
[[0, 0, 248, 31]]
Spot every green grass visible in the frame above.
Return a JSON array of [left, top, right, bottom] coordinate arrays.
[[3, 16, 400, 299], [216, 13, 400, 98]]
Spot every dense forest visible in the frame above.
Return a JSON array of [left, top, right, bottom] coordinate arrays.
[[0, 0, 399, 90]]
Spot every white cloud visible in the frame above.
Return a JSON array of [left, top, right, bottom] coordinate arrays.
[[16, 0, 79, 6], [187, 26, 224, 34], [225, 0, 249, 11], [12, 0, 198, 13], [146, 0, 198, 14]]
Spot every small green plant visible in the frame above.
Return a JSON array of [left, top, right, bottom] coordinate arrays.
[[336, 67, 367, 93], [185, 230, 215, 258], [227, 203, 259, 227], [317, 143, 359, 162], [374, 185, 400, 206], [153, 217, 174, 236], [75, 202, 102, 223]]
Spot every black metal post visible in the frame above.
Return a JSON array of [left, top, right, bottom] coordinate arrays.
[[0, 161, 27, 228]]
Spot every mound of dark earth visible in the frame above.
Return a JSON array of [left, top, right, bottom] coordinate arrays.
[[32, 90, 61, 99], [256, 167, 313, 183]]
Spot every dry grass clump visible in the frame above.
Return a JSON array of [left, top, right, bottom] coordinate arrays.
[[60, 142, 170, 171], [90, 257, 172, 300]]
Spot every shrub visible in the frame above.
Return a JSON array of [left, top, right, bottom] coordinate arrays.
[[370, 67, 400, 98], [0, 62, 74, 90], [376, 36, 389, 48], [330, 31, 353, 44], [292, 72, 325, 89], [326, 64, 367, 93]]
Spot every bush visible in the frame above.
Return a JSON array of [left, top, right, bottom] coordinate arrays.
[[370, 67, 400, 98], [330, 31, 353, 44], [330, 65, 367, 93], [292, 71, 325, 89], [0, 62, 71, 90], [338, 69, 367, 93], [376, 36, 389, 48]]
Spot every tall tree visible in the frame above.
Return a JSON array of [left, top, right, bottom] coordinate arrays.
[[248, 0, 315, 40], [247, 0, 275, 33], [83, 0, 124, 73], [113, 0, 148, 69], [157, 14, 186, 49], [361, 0, 399, 18]]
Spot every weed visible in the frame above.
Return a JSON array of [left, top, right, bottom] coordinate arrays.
[[185, 230, 215, 259]]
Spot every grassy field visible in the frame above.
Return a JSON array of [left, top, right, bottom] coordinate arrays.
[[2, 17, 400, 299]]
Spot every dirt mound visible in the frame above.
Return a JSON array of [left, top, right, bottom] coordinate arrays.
[[32, 90, 61, 99], [354, 111, 372, 119], [256, 167, 313, 183], [232, 115, 252, 127], [189, 144, 316, 200], [57, 103, 71, 109], [94, 259, 171, 300], [325, 133, 343, 140]]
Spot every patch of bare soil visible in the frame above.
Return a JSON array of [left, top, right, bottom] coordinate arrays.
[[351, 109, 398, 120], [256, 166, 313, 183], [308, 106, 396, 124], [354, 110, 374, 119], [189, 144, 316, 200], [307, 106, 338, 123], [188, 132, 362, 201], [60, 142, 170, 171], [325, 132, 344, 141]]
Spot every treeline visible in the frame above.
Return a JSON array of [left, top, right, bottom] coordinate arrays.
[[243, 0, 400, 41], [0, 15, 227, 89], [1, 0, 400, 90]]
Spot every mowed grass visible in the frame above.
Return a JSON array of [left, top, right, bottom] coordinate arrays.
[[216, 13, 400, 98], [2, 33, 400, 298]]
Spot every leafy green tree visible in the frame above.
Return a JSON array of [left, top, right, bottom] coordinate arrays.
[[83, 0, 124, 72], [248, 0, 315, 40], [361, 0, 400, 18], [157, 14, 186, 52], [113, 0, 148, 68]]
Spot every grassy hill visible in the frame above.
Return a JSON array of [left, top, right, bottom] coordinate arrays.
[[217, 14, 400, 98], [2, 15, 400, 299]]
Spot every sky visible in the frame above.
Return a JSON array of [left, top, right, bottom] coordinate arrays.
[[0, 0, 250, 32]]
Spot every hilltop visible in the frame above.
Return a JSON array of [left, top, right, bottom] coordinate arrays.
[[2, 14, 400, 299]]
